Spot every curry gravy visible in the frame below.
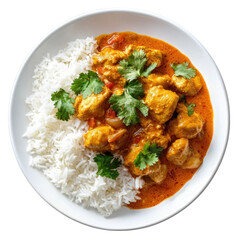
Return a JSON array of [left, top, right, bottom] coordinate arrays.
[[96, 32, 213, 209]]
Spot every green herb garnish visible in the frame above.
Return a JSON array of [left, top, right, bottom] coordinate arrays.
[[109, 80, 148, 126], [133, 141, 163, 171], [171, 62, 196, 79], [185, 102, 196, 116], [71, 70, 104, 99], [118, 49, 157, 81], [124, 79, 145, 99], [51, 88, 75, 121], [179, 94, 196, 116], [94, 153, 122, 180]]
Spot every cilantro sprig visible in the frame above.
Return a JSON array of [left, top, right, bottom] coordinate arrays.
[[52, 70, 104, 121], [71, 70, 104, 99], [179, 94, 196, 116], [111, 49, 157, 125], [94, 153, 122, 180], [171, 62, 196, 79], [133, 142, 163, 171], [109, 80, 148, 126], [118, 49, 157, 81], [185, 103, 196, 116], [51, 88, 75, 121], [124, 79, 145, 99]]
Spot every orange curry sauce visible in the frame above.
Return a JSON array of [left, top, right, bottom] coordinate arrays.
[[96, 32, 213, 209]]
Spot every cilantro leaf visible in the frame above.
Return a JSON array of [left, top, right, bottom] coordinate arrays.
[[109, 89, 148, 126], [178, 94, 196, 116], [109, 78, 148, 126], [93, 153, 122, 180], [118, 64, 140, 81], [134, 141, 163, 171], [171, 62, 196, 79], [118, 49, 157, 81], [149, 143, 164, 156], [185, 102, 196, 116], [124, 79, 145, 99], [51, 88, 75, 121], [128, 49, 147, 70], [71, 70, 104, 99], [142, 63, 158, 77]]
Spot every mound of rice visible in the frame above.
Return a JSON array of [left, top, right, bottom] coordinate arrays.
[[24, 37, 144, 217]]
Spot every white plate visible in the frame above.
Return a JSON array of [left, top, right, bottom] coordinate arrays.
[[9, 9, 230, 230]]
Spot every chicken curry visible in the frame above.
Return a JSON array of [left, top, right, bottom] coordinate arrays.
[[59, 32, 213, 209]]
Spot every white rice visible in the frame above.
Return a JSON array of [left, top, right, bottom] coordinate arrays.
[[24, 37, 144, 217]]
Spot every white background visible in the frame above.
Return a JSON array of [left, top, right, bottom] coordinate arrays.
[[1, 0, 239, 239]]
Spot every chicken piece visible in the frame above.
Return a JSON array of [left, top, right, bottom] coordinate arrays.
[[125, 44, 163, 67], [171, 75, 202, 96], [124, 144, 145, 176], [107, 128, 128, 150], [84, 126, 114, 151], [74, 87, 111, 121], [101, 65, 126, 86], [124, 144, 167, 184], [124, 144, 161, 175], [168, 103, 205, 139], [182, 150, 202, 169], [145, 86, 179, 124], [140, 117, 171, 149], [149, 164, 167, 184], [166, 138, 190, 166], [84, 126, 128, 152], [141, 74, 171, 90], [166, 138, 202, 169], [93, 47, 126, 66], [101, 65, 121, 80]]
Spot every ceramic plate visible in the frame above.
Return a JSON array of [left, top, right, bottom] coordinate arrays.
[[9, 10, 230, 230]]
